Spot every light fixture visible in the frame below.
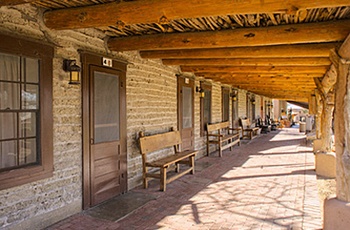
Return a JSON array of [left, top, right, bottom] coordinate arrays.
[[196, 86, 205, 98], [231, 89, 238, 101], [251, 95, 256, 105], [63, 59, 81, 84]]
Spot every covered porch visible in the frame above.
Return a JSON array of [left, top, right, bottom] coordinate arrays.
[[48, 127, 322, 229], [0, 1, 350, 229]]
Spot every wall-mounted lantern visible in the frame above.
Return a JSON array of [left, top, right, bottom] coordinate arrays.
[[196, 85, 205, 98], [231, 89, 238, 101], [251, 95, 256, 105], [63, 59, 81, 84]]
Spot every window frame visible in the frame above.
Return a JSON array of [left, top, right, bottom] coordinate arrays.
[[0, 33, 54, 190], [200, 82, 212, 137]]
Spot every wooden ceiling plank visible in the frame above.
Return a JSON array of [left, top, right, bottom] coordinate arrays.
[[108, 20, 350, 51], [181, 65, 328, 73], [140, 43, 340, 59], [162, 57, 331, 66], [43, 0, 350, 30]]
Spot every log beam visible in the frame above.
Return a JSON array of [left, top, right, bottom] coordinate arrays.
[[181, 65, 328, 74], [198, 73, 323, 79], [163, 57, 331, 66], [140, 43, 340, 59], [109, 20, 350, 51], [43, 0, 350, 30]]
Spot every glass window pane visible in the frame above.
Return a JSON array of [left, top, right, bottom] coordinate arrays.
[[20, 112, 36, 138], [19, 139, 37, 165], [94, 71, 119, 143], [22, 84, 38, 110], [0, 140, 17, 169], [0, 113, 17, 140], [0, 82, 20, 110], [24, 58, 39, 83], [0, 53, 20, 82], [182, 86, 192, 129]]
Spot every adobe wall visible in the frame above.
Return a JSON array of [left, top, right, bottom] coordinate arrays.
[[0, 4, 270, 229]]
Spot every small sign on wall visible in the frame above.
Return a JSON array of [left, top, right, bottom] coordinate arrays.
[[185, 78, 189, 84], [102, 57, 113, 67]]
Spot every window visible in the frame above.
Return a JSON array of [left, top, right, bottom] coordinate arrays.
[[222, 87, 230, 122], [0, 33, 53, 190], [200, 82, 211, 136]]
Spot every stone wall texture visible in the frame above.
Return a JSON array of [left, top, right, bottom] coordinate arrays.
[[0, 4, 271, 229]]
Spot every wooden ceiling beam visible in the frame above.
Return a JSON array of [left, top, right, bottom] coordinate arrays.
[[0, 0, 36, 6], [181, 65, 328, 74], [197, 73, 323, 78], [43, 0, 350, 30], [163, 57, 331, 66], [140, 43, 340, 59], [108, 20, 350, 51]]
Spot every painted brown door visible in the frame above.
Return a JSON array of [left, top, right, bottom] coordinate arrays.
[[82, 53, 127, 208], [177, 77, 194, 151]]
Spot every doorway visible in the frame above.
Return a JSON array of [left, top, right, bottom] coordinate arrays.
[[81, 53, 127, 209], [177, 76, 195, 151]]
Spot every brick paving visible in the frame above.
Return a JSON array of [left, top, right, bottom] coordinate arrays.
[[47, 128, 322, 230]]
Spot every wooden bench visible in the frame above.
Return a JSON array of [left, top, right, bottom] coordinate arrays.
[[206, 121, 240, 157], [240, 118, 260, 140], [139, 129, 197, 191]]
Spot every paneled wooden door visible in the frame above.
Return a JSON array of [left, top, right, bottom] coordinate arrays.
[[177, 76, 195, 151], [82, 53, 127, 209]]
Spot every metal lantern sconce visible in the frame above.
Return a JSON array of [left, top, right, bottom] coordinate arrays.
[[251, 96, 256, 105], [63, 59, 81, 84], [196, 86, 205, 98], [231, 89, 238, 101]]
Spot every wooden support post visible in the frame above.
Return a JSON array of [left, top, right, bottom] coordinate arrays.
[[324, 34, 350, 230]]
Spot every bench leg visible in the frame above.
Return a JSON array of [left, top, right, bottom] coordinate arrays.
[[207, 142, 210, 156], [143, 167, 148, 189], [219, 145, 222, 157], [229, 139, 232, 151], [175, 162, 180, 173], [160, 167, 167, 191], [190, 156, 195, 174]]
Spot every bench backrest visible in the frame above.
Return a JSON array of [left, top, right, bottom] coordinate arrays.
[[139, 130, 181, 154], [240, 118, 251, 129], [207, 121, 230, 132]]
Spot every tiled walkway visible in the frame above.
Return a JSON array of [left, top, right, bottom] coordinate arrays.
[[47, 128, 322, 230]]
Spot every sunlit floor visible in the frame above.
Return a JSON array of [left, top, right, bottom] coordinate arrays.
[[48, 127, 321, 230]]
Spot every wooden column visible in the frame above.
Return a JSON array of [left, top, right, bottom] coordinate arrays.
[[324, 34, 350, 230], [320, 91, 334, 152], [334, 36, 350, 201], [315, 91, 323, 139]]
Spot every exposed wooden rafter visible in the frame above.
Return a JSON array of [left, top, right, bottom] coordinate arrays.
[[140, 43, 340, 59], [43, 0, 350, 30], [180, 65, 328, 74], [163, 57, 331, 66], [108, 20, 350, 51]]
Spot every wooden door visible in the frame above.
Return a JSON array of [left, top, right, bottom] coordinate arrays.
[[82, 53, 127, 209], [177, 77, 194, 151]]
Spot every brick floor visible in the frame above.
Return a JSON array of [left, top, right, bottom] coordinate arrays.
[[46, 128, 322, 230]]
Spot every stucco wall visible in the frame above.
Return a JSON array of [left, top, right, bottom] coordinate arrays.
[[0, 4, 271, 229]]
